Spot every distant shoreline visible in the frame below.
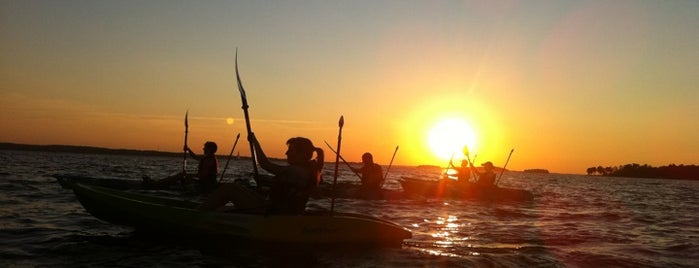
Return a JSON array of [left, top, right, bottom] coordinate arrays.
[[4, 143, 695, 180], [0, 142, 357, 165], [0, 142, 183, 158]]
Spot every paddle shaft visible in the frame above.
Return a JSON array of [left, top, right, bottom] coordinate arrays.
[[323, 140, 362, 180], [183, 110, 189, 177], [235, 49, 260, 186], [442, 152, 455, 179], [381, 145, 399, 187], [465, 153, 478, 182], [219, 133, 241, 183], [468, 154, 478, 182], [495, 149, 514, 186], [464, 154, 475, 182], [330, 116, 344, 212]]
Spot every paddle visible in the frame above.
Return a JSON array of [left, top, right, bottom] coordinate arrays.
[[441, 152, 455, 179], [381, 145, 399, 187], [218, 133, 241, 183], [495, 148, 514, 186], [469, 154, 479, 182], [182, 110, 189, 178], [463, 146, 476, 182], [330, 116, 344, 212], [323, 140, 362, 180], [235, 49, 260, 187]]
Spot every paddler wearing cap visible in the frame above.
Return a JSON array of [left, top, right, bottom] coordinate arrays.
[[470, 161, 497, 187]]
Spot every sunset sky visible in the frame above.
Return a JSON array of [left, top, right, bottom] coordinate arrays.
[[1, 1, 697, 174]]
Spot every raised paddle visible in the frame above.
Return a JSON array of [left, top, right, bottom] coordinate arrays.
[[235, 49, 260, 187], [323, 140, 362, 180], [441, 152, 456, 179], [381, 145, 399, 187], [495, 148, 514, 186], [182, 110, 189, 178], [218, 133, 241, 183], [330, 116, 344, 212], [463, 146, 476, 182]]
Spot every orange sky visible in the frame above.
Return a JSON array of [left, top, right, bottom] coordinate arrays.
[[1, 1, 698, 174]]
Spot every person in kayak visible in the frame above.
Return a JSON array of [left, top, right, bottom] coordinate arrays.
[[471, 161, 496, 187], [350, 152, 384, 199], [199, 134, 324, 214], [448, 159, 471, 184], [142, 141, 219, 194]]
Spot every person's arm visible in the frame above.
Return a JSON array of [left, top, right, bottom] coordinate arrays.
[[184, 146, 201, 160], [469, 162, 481, 179], [314, 147, 324, 183], [248, 133, 283, 175]]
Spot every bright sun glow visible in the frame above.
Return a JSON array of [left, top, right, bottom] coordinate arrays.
[[226, 118, 235, 125], [427, 118, 477, 161]]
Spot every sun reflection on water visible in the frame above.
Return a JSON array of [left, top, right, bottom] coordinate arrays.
[[414, 213, 487, 256]]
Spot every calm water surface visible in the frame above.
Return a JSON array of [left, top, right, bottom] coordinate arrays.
[[0, 150, 697, 267]]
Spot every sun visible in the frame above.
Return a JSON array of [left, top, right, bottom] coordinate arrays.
[[427, 118, 477, 162]]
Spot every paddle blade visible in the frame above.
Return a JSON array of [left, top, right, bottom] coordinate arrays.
[[462, 145, 469, 156], [339, 115, 344, 128], [184, 110, 189, 128], [235, 48, 248, 108]]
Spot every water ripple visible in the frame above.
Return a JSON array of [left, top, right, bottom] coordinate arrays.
[[0, 150, 697, 267]]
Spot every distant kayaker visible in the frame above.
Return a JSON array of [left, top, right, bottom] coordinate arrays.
[[199, 134, 324, 214], [350, 152, 384, 199], [449, 159, 471, 184], [142, 141, 219, 194], [471, 161, 496, 187]]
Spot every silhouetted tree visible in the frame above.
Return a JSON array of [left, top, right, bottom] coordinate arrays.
[[585, 163, 698, 180], [605, 166, 614, 174], [586, 167, 597, 175], [597, 166, 606, 175]]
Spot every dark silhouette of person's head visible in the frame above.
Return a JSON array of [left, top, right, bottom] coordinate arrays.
[[286, 137, 315, 164], [204, 141, 218, 154], [362, 152, 374, 164]]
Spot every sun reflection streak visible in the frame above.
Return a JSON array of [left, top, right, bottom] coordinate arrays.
[[412, 213, 488, 257], [431, 231, 450, 238], [418, 248, 464, 258], [435, 240, 454, 247]]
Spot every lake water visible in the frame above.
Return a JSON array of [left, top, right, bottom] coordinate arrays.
[[1, 150, 697, 267]]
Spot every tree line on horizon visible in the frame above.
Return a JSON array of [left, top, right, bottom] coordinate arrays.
[[585, 163, 698, 180]]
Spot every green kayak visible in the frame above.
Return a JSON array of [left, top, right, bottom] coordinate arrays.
[[66, 181, 412, 247]]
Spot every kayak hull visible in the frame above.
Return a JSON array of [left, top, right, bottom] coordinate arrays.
[[67, 180, 411, 247], [55, 174, 411, 200], [399, 177, 533, 202]]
